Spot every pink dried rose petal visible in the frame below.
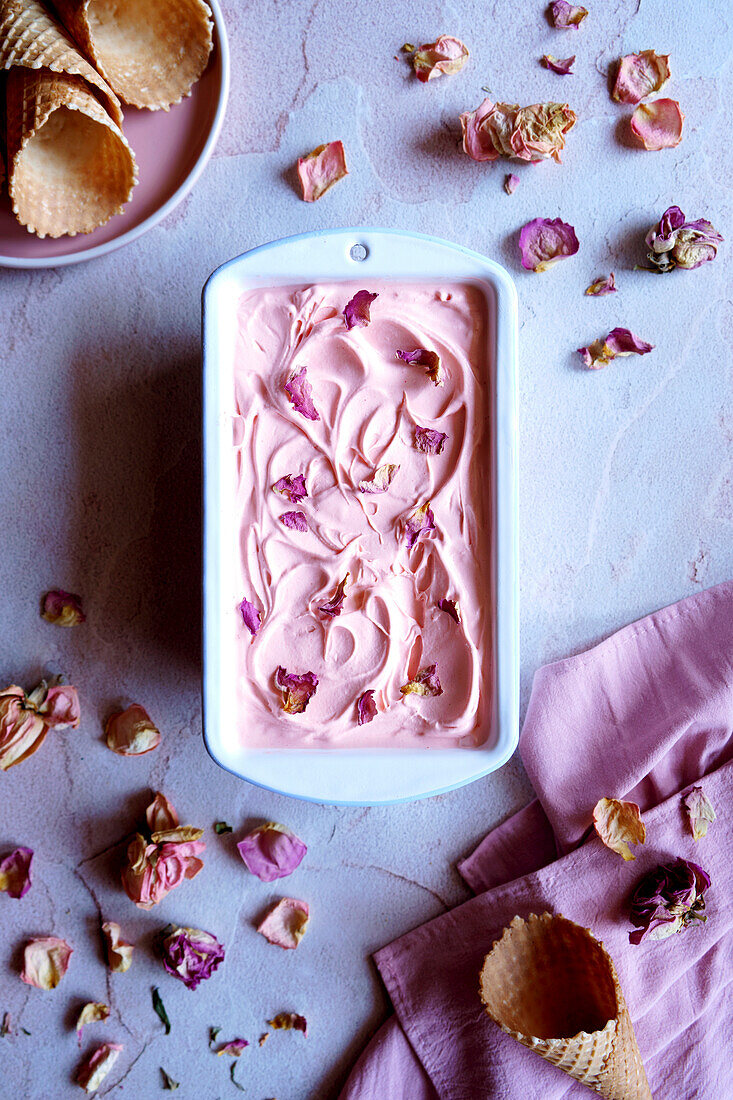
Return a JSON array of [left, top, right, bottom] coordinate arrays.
[[343, 290, 378, 330], [238, 597, 262, 638], [21, 936, 73, 989], [257, 897, 309, 950], [414, 426, 447, 455], [438, 599, 461, 623], [461, 99, 577, 163], [542, 54, 575, 75], [101, 921, 134, 973], [105, 704, 161, 756], [585, 272, 617, 296], [412, 35, 469, 82], [318, 574, 349, 618], [274, 668, 319, 715], [683, 786, 716, 841], [76, 1043, 123, 1093], [216, 1039, 249, 1057], [613, 50, 671, 105], [577, 327, 654, 369], [161, 926, 225, 990], [41, 589, 85, 626], [630, 98, 684, 150], [519, 218, 579, 272], [284, 366, 320, 421], [280, 510, 308, 532], [645, 207, 723, 272], [357, 690, 377, 725], [504, 173, 520, 195], [237, 823, 307, 881], [146, 791, 178, 833], [39, 683, 81, 729], [593, 797, 646, 860], [549, 1, 588, 28], [76, 1003, 109, 1046], [400, 664, 443, 697], [0, 846, 33, 898], [0, 679, 80, 770], [404, 502, 436, 549], [396, 347, 443, 385], [268, 1012, 308, 1036], [297, 140, 348, 202], [273, 474, 308, 504], [358, 463, 399, 493]]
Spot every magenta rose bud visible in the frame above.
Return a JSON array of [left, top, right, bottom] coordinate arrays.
[[160, 926, 225, 990]]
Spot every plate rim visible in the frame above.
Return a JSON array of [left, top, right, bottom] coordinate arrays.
[[0, 0, 230, 270]]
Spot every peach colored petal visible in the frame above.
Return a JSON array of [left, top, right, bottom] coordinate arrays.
[[105, 705, 161, 756], [101, 922, 134, 973], [76, 1043, 123, 1092], [412, 35, 469, 82], [146, 792, 179, 833], [297, 141, 348, 201], [630, 98, 683, 150], [21, 936, 73, 989], [683, 786, 716, 841], [257, 898, 309, 949], [612, 50, 670, 105], [76, 1002, 109, 1046], [593, 797, 646, 860]]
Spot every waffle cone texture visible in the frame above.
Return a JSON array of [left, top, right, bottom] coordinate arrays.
[[480, 913, 652, 1100]]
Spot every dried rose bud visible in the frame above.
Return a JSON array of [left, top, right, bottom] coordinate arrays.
[[274, 668, 319, 714], [284, 366, 320, 421], [592, 797, 646, 860], [105, 704, 161, 756], [519, 218, 579, 272], [683, 786, 716, 841], [0, 846, 33, 898], [412, 35, 469, 82], [76, 1043, 123, 1093], [645, 206, 723, 272], [101, 921, 134, 973], [121, 793, 204, 909], [629, 858, 710, 945], [160, 926, 225, 991], [318, 575, 349, 618], [41, 589, 85, 626], [257, 897, 310, 950], [630, 98, 684, 150], [613, 50, 670, 105], [396, 347, 443, 385], [76, 1002, 109, 1046], [237, 822, 307, 881], [549, 1, 588, 28], [578, 327, 654, 369], [297, 141, 348, 202], [0, 681, 80, 771], [357, 690, 378, 725], [273, 474, 308, 504], [461, 99, 576, 163], [404, 502, 436, 549], [358, 464, 399, 493], [541, 54, 575, 75], [414, 427, 447, 455], [401, 664, 443, 697], [268, 1012, 308, 1035], [21, 936, 73, 989], [343, 290, 378, 329], [585, 273, 617, 296]]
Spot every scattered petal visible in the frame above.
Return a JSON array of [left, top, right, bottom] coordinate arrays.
[[273, 474, 308, 504], [146, 792, 179, 833], [268, 1012, 308, 1036], [396, 347, 443, 385], [438, 599, 461, 623], [284, 366, 320, 421], [0, 681, 81, 770], [630, 98, 684, 150], [160, 926, 225, 991], [297, 141, 348, 202], [216, 1039, 249, 1057], [645, 206, 723, 271], [238, 597, 262, 638], [152, 987, 171, 1033], [318, 575, 349, 618], [461, 99, 577, 163], [683, 787, 716, 841], [279, 510, 308, 532], [76, 1003, 109, 1046], [519, 217, 579, 272], [76, 1043, 122, 1093], [237, 823, 307, 881], [629, 859, 710, 944], [258, 1032, 269, 1046], [400, 664, 443, 697], [214, 821, 233, 835], [358, 464, 399, 493], [613, 50, 670, 104], [21, 936, 73, 989], [542, 54, 575, 75], [585, 272, 617, 296], [357, 690, 377, 725], [577, 327, 654, 369], [101, 922, 134, 973], [593, 797, 646, 860], [412, 35, 469, 82], [257, 898, 310, 949], [549, 1, 588, 28], [404, 502, 436, 549], [39, 683, 81, 729], [161, 1068, 179, 1090], [0, 846, 33, 898], [504, 173, 520, 195], [274, 668, 319, 715], [41, 589, 85, 627], [414, 426, 447, 455], [105, 705, 161, 756], [343, 290, 378, 330]]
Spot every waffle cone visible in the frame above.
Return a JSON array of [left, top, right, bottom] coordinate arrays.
[[0, 0, 121, 124], [480, 913, 652, 1100], [53, 0, 213, 111], [6, 65, 136, 236]]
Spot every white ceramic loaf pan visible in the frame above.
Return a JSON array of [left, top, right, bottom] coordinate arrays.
[[202, 228, 518, 804]]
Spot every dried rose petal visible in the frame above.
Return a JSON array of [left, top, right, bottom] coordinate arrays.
[[0, 846, 33, 898], [268, 1012, 308, 1035], [396, 347, 443, 385], [76, 1003, 109, 1046], [414, 426, 447, 455], [629, 858, 710, 944], [542, 54, 575, 75], [41, 589, 85, 627], [318, 575, 349, 618], [237, 822, 307, 881], [404, 502, 436, 549], [683, 787, 716, 841], [273, 474, 308, 504], [585, 273, 617, 296], [101, 921, 134, 973], [284, 366, 320, 421], [504, 173, 520, 195], [105, 704, 161, 756], [630, 98, 684, 150], [592, 797, 646, 861], [645, 207, 723, 272], [238, 597, 262, 638], [257, 898, 309, 950], [160, 926, 225, 991], [274, 668, 319, 714], [400, 664, 443, 697], [578, 327, 654, 369], [519, 218, 579, 272], [612, 51, 671, 105], [280, 510, 308, 533], [0, 681, 80, 771], [412, 35, 469, 82], [549, 1, 588, 28], [146, 792, 178, 833], [216, 1039, 249, 1057], [461, 99, 577, 163], [297, 141, 348, 202], [357, 690, 377, 725], [39, 684, 81, 728], [358, 464, 399, 493], [21, 936, 73, 989], [76, 1043, 123, 1093], [343, 290, 378, 330], [438, 599, 461, 623]]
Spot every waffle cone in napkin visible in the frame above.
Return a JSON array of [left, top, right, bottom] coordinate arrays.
[[0, 0, 121, 124], [479, 913, 652, 1100], [52, 0, 213, 111], [6, 65, 136, 236]]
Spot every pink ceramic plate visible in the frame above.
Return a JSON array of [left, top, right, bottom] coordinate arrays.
[[0, 0, 229, 268]]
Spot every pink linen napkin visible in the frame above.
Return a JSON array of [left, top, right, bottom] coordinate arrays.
[[340, 580, 733, 1099]]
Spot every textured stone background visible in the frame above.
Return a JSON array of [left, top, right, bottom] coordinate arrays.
[[1, 1, 731, 1097]]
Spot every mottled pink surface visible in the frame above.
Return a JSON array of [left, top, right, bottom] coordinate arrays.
[[0, 2, 731, 1098]]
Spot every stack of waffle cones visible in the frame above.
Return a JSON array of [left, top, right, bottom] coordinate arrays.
[[480, 913, 652, 1100]]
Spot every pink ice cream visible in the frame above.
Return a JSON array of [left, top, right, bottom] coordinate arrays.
[[232, 282, 493, 748]]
